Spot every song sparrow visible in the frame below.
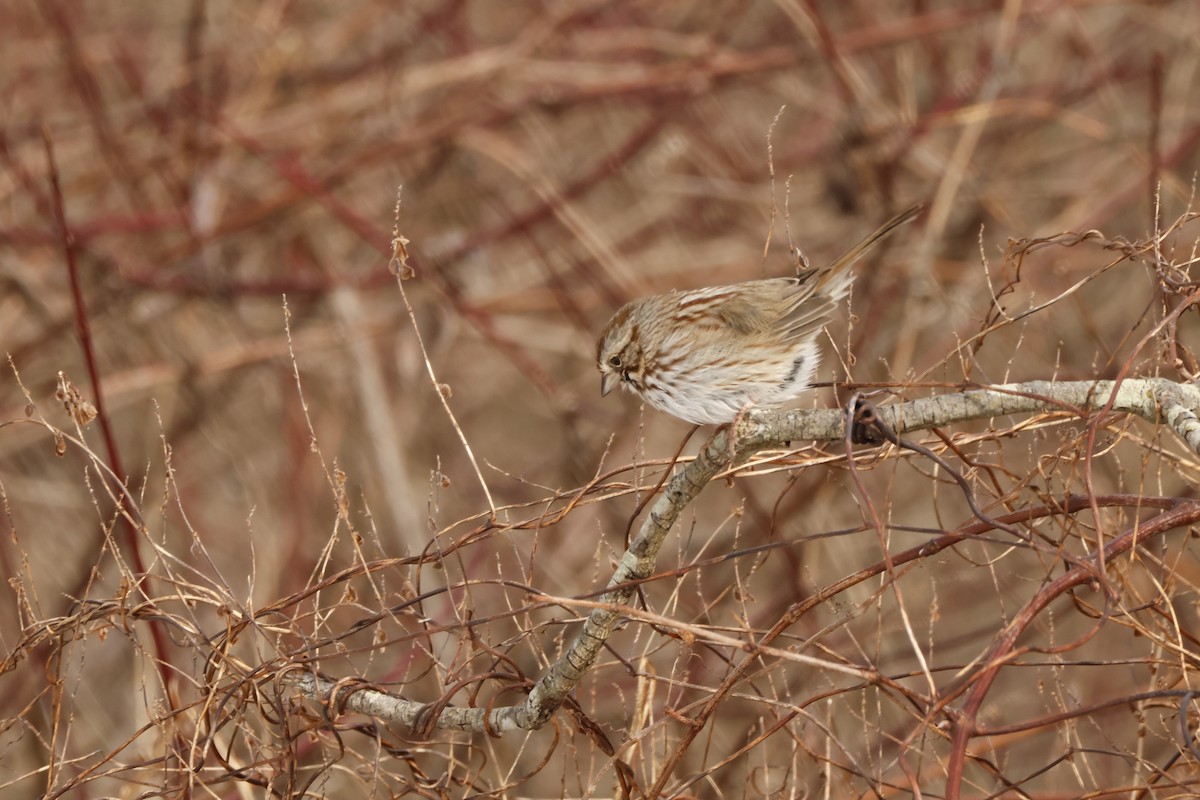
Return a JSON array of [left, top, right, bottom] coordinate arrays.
[[596, 204, 921, 425]]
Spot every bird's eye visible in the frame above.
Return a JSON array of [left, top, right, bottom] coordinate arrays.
[[608, 355, 622, 368]]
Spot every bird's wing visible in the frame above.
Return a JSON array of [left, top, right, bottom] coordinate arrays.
[[672, 284, 774, 335], [776, 278, 842, 344], [674, 278, 838, 344]]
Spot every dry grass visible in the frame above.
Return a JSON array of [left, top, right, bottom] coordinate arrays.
[[4, 1, 1200, 797]]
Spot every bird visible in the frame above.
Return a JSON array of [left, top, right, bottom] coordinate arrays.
[[595, 204, 921, 425]]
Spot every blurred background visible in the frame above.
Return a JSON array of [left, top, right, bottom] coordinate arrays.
[[4, 1, 1200, 797]]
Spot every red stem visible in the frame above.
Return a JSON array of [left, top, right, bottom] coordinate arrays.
[[42, 129, 175, 700], [943, 497, 1200, 798]]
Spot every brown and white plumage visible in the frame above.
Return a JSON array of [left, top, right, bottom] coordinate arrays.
[[596, 205, 921, 424]]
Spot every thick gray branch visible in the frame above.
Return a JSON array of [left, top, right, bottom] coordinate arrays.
[[286, 378, 1200, 733], [741, 379, 1200, 450]]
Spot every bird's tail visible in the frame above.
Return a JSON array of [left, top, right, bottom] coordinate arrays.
[[815, 202, 923, 290]]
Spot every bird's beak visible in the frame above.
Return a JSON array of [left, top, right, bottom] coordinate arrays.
[[600, 371, 618, 397]]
